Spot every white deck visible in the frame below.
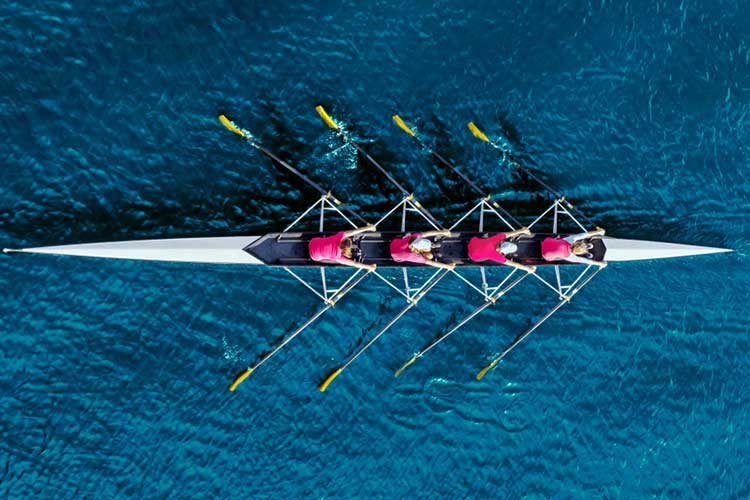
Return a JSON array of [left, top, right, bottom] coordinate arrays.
[[3, 236, 264, 265], [601, 237, 732, 261]]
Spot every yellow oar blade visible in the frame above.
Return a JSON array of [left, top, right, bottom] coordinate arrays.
[[315, 105, 340, 130], [228, 367, 254, 391], [476, 359, 499, 381], [467, 122, 491, 143], [318, 367, 343, 392], [219, 115, 248, 138], [392, 115, 416, 137], [393, 355, 417, 378]]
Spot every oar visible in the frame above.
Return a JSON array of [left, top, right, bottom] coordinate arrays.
[[228, 266, 372, 391], [319, 268, 451, 392], [467, 121, 596, 228], [475, 266, 603, 381], [394, 271, 529, 377], [314, 106, 444, 230], [218, 114, 367, 225], [392, 115, 521, 228]]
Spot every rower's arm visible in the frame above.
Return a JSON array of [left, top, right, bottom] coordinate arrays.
[[340, 259, 377, 271], [504, 227, 533, 238], [420, 230, 452, 238], [503, 260, 536, 273], [564, 254, 606, 266], [424, 260, 456, 270], [569, 228, 605, 242], [343, 224, 377, 238]]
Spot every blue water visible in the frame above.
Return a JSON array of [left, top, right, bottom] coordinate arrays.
[[2, 1, 749, 498]]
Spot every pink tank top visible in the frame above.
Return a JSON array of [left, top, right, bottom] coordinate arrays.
[[468, 234, 507, 263], [309, 232, 349, 264], [541, 237, 571, 261], [390, 233, 427, 263]]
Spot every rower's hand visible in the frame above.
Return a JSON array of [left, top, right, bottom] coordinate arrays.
[[438, 230, 452, 237], [446, 262, 457, 270], [365, 224, 377, 232], [525, 265, 537, 273], [595, 227, 606, 236], [520, 227, 532, 235], [366, 263, 378, 271], [597, 261, 608, 269]]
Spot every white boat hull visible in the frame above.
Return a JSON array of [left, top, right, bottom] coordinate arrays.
[[3, 237, 263, 265], [601, 237, 732, 261], [4, 235, 731, 265]]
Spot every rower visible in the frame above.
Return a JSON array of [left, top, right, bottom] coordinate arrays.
[[390, 230, 456, 270], [541, 228, 608, 268], [468, 227, 537, 273], [309, 224, 377, 271]]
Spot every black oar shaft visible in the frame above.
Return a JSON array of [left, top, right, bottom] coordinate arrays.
[[423, 300, 494, 354], [393, 271, 529, 378], [253, 270, 370, 370], [348, 140, 444, 229], [219, 115, 367, 225], [251, 141, 367, 225], [226, 264, 371, 391], [430, 150, 485, 197], [348, 141, 410, 195], [422, 272, 528, 356], [344, 302, 416, 370], [393, 114, 521, 228], [467, 120, 596, 228], [504, 152, 596, 228], [315, 107, 444, 229], [343, 268, 450, 369], [497, 296, 567, 360], [320, 268, 450, 391], [428, 148, 521, 228], [476, 266, 602, 380]]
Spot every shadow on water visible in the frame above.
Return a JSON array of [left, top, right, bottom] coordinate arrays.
[[1, 192, 703, 253], [2, 104, 724, 247], [216, 100, 326, 206], [495, 110, 523, 145], [418, 115, 564, 223], [0, 188, 293, 246], [423, 114, 477, 201], [257, 101, 313, 162], [1, 100, 360, 245]]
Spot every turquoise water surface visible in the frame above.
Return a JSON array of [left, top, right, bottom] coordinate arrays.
[[1, 1, 749, 498]]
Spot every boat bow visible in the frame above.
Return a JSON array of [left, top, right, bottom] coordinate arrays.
[[3, 236, 263, 265], [602, 237, 732, 261]]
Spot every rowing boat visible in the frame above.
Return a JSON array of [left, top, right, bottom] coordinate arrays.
[[3, 232, 729, 264], [4, 107, 732, 392]]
